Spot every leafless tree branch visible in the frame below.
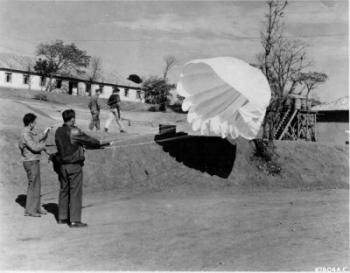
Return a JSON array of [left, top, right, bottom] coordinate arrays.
[[163, 55, 179, 79]]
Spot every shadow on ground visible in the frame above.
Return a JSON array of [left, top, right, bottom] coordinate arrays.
[[155, 133, 236, 178], [15, 194, 59, 220], [15, 194, 27, 208], [42, 203, 59, 221]]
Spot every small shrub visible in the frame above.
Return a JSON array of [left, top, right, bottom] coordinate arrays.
[[33, 93, 48, 101], [148, 105, 162, 112], [250, 139, 281, 176], [173, 99, 183, 106]]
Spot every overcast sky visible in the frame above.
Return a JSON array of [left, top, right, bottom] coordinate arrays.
[[0, 0, 348, 102]]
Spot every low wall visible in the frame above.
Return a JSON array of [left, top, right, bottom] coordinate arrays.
[[316, 111, 349, 145]]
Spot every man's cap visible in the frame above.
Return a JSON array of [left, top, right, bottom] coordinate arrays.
[[113, 87, 120, 92]]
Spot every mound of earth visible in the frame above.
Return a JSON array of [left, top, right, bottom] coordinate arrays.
[[0, 95, 348, 271], [0, 97, 348, 197]]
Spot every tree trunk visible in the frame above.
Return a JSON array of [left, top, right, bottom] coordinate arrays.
[[46, 76, 54, 92], [28, 75, 31, 90]]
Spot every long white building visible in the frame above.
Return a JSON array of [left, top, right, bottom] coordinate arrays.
[[0, 53, 144, 102]]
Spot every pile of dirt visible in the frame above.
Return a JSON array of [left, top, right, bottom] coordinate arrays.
[[0, 97, 348, 197], [82, 134, 348, 193]]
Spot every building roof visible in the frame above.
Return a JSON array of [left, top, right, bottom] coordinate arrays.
[[0, 53, 35, 70], [0, 52, 139, 87], [311, 96, 349, 111]]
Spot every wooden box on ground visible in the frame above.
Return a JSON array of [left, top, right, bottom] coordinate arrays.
[[159, 124, 176, 136]]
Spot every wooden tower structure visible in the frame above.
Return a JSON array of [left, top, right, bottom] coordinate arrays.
[[273, 96, 318, 142]]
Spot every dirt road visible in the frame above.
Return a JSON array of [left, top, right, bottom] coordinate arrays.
[[0, 186, 348, 271]]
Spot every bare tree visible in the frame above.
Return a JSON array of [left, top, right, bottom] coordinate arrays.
[[163, 55, 179, 79], [258, 37, 311, 99], [257, 0, 313, 139], [26, 64, 32, 90], [87, 56, 103, 82]]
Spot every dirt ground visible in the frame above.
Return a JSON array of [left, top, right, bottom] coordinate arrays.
[[0, 91, 349, 271], [0, 187, 348, 271]]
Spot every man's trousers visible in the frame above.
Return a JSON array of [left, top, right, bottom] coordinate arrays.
[[58, 163, 83, 222], [88, 112, 100, 131], [105, 109, 125, 131], [23, 160, 41, 214]]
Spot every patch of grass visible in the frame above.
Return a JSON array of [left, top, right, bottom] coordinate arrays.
[[33, 93, 48, 101]]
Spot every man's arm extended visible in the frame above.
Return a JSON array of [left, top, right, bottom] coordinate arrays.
[[71, 128, 110, 148]]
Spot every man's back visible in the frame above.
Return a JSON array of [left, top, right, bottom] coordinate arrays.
[[55, 124, 100, 164], [107, 94, 120, 109]]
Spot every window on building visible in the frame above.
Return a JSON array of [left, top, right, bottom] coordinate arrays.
[[56, 79, 62, 89], [86, 83, 91, 96], [23, 75, 29, 85], [136, 90, 141, 99], [124, 88, 129, 97], [40, 77, 46, 87], [5, 73, 12, 83]]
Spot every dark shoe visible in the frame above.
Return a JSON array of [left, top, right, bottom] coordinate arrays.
[[37, 209, 47, 215], [120, 130, 127, 133], [57, 219, 68, 224], [25, 212, 41, 217], [69, 222, 88, 228], [104, 128, 108, 132]]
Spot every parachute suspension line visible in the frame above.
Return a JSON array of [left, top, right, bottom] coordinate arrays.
[[105, 134, 191, 149], [101, 122, 192, 145], [20, 87, 193, 147], [43, 122, 192, 153]]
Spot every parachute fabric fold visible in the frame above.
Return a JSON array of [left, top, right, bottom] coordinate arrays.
[[176, 57, 271, 140]]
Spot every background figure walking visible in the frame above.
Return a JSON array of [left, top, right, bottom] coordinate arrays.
[[88, 88, 102, 131], [104, 87, 126, 133], [19, 113, 51, 217]]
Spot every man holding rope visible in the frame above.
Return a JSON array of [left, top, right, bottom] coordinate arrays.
[[19, 113, 51, 217], [53, 109, 113, 228], [104, 87, 127, 133], [88, 88, 102, 131]]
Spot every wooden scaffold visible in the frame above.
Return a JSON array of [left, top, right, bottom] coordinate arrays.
[[273, 96, 318, 142]]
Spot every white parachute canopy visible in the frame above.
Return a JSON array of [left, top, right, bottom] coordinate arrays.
[[176, 57, 271, 140]]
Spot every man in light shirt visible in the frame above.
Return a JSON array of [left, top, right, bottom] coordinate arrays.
[[19, 113, 51, 217]]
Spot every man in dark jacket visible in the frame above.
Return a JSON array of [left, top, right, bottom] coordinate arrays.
[[54, 109, 112, 228], [104, 88, 126, 133], [88, 88, 102, 131]]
